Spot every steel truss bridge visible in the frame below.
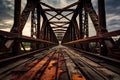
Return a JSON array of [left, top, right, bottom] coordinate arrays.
[[0, 0, 120, 80]]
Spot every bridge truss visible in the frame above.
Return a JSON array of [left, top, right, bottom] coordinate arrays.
[[0, 0, 120, 59]]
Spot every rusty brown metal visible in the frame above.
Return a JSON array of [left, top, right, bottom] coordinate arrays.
[[40, 54, 58, 80], [79, 1, 83, 39], [0, 30, 56, 45], [11, 60, 39, 79], [52, 27, 68, 28], [53, 29, 67, 31], [72, 74, 86, 80], [0, 0, 119, 60], [37, 4, 41, 39], [59, 11, 74, 20], [11, 0, 38, 33], [41, 2, 71, 21], [98, 0, 108, 56], [43, 9, 75, 11], [11, 0, 21, 33], [16, 51, 55, 80], [45, 12, 60, 20], [84, 0, 99, 33], [9, 0, 21, 53], [0, 48, 51, 64], [31, 10, 37, 50], [63, 30, 120, 45], [49, 21, 70, 24], [98, 0, 107, 34]]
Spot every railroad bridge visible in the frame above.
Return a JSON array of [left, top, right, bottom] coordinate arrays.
[[0, 0, 120, 80]]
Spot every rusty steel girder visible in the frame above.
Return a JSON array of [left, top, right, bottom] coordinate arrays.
[[0, 0, 119, 57]]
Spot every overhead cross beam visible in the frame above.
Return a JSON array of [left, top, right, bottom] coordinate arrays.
[[51, 27, 68, 28], [45, 11, 59, 20], [40, 2, 71, 21], [49, 21, 70, 24], [40, 1, 79, 21], [43, 9, 75, 11]]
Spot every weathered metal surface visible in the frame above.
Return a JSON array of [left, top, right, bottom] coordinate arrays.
[[16, 51, 55, 80], [0, 30, 56, 45], [0, 0, 119, 76], [1, 46, 119, 80], [98, 0, 107, 34], [0, 48, 49, 65], [11, 0, 21, 33], [40, 53, 58, 80], [43, 9, 75, 11], [63, 30, 120, 45]]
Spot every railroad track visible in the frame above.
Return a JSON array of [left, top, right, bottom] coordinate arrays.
[[0, 45, 120, 80], [63, 46, 120, 80], [0, 47, 86, 80], [9, 48, 83, 80], [0, 49, 53, 80]]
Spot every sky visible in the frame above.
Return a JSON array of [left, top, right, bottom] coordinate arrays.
[[0, 0, 120, 37]]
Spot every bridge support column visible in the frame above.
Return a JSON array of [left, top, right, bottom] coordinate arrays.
[[12, 0, 21, 54], [98, 0, 108, 56], [31, 10, 37, 50], [36, 4, 41, 49], [79, 2, 84, 50]]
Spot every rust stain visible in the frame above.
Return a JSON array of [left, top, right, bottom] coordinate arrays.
[[72, 74, 86, 80], [57, 54, 64, 79], [28, 60, 39, 67], [11, 74, 22, 80], [11, 52, 87, 80], [17, 52, 54, 80], [40, 54, 58, 80], [11, 60, 39, 80]]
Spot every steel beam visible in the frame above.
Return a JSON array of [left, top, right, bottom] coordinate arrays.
[[63, 30, 120, 45], [1, 30, 119, 40], [51, 27, 68, 28], [41, 2, 71, 21], [98, 0, 107, 34], [98, 0, 108, 56], [49, 21, 70, 24], [53, 30, 66, 31], [11, 0, 21, 53], [11, 0, 21, 33], [84, 0, 99, 33], [43, 9, 75, 11], [37, 4, 41, 38]]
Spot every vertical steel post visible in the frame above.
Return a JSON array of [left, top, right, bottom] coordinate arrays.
[[84, 12, 89, 37], [37, 4, 41, 49], [12, 0, 21, 33], [79, 3, 83, 39], [79, 1, 84, 50], [31, 11, 35, 38], [98, 0, 107, 33], [31, 10, 37, 50], [12, 0, 21, 53], [98, 0, 108, 56], [37, 5, 41, 38]]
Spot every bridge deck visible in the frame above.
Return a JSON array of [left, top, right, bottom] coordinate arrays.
[[0, 46, 120, 80]]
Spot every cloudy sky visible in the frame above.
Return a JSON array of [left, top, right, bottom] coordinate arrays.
[[0, 0, 120, 36]]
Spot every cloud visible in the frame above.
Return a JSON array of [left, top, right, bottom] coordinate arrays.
[[0, 0, 120, 36], [91, 0, 120, 32], [41, 0, 78, 8], [0, 0, 14, 25], [105, 0, 120, 15], [0, 0, 27, 31], [106, 15, 120, 32]]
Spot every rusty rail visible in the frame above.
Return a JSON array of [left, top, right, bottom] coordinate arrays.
[[0, 46, 54, 66], [0, 30, 56, 44], [63, 30, 120, 45]]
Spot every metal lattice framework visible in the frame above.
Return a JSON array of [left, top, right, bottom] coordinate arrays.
[[0, 0, 120, 58]]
